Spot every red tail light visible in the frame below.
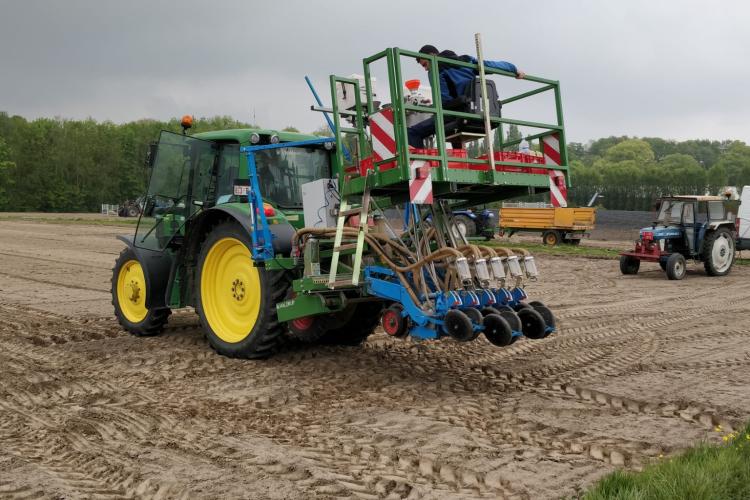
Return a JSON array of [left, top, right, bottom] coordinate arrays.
[[642, 231, 654, 241], [256, 203, 276, 217]]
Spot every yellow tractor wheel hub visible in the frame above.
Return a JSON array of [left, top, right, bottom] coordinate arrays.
[[201, 237, 261, 343], [117, 259, 148, 323]]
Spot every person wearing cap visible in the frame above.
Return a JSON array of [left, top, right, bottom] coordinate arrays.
[[408, 44, 525, 148]]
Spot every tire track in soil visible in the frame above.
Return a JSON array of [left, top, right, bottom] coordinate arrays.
[[2, 222, 750, 499]]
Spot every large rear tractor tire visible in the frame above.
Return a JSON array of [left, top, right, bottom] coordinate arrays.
[[112, 247, 170, 336], [196, 221, 289, 358], [619, 255, 640, 275], [452, 215, 477, 238], [702, 228, 735, 276], [665, 253, 687, 280]]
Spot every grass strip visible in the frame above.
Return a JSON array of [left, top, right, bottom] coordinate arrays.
[[583, 422, 750, 500], [486, 240, 622, 259], [487, 240, 750, 266], [0, 215, 139, 227]]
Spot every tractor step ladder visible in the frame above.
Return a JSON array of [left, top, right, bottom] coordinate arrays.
[[328, 174, 372, 288]]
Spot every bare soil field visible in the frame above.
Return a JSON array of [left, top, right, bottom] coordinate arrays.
[[1, 216, 749, 499]]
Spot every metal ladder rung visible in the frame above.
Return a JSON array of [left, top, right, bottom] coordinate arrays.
[[333, 243, 357, 252], [328, 278, 359, 288]]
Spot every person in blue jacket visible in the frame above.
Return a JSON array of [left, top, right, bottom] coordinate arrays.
[[408, 45, 525, 148]]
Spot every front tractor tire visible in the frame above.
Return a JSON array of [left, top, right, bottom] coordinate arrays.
[[666, 253, 687, 280], [702, 228, 735, 276], [112, 247, 170, 336], [619, 255, 640, 275], [196, 221, 289, 359]]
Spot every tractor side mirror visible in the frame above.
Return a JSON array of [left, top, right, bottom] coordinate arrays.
[[145, 142, 158, 168]]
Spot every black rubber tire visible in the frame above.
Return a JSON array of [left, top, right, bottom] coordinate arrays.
[[381, 303, 409, 338], [513, 302, 532, 311], [127, 207, 139, 217], [542, 230, 561, 246], [111, 247, 170, 336], [702, 228, 735, 276], [443, 309, 475, 342], [318, 301, 384, 346], [459, 308, 482, 341], [196, 221, 290, 359], [481, 307, 501, 316], [619, 255, 640, 275], [463, 308, 483, 324], [482, 314, 513, 347], [493, 305, 522, 333], [532, 304, 556, 331], [665, 253, 687, 281], [517, 307, 546, 340], [453, 215, 477, 238]]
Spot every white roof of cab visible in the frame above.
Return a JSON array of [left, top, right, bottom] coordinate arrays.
[[666, 195, 727, 201]]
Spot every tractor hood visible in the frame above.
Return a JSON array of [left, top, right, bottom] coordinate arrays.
[[640, 226, 682, 240]]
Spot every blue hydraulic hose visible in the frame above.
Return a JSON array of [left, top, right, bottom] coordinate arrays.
[[305, 76, 351, 161]]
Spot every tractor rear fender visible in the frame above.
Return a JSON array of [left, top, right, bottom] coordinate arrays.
[[115, 234, 173, 309], [706, 221, 735, 231], [153, 205, 295, 309], [699, 222, 735, 254], [183, 205, 295, 269]]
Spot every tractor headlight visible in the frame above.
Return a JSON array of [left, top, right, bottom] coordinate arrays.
[[250, 133, 260, 144]]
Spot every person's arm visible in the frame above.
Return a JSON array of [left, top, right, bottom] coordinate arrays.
[[473, 56, 524, 79]]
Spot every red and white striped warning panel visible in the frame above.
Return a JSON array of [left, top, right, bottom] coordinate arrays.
[[549, 170, 567, 208], [542, 134, 567, 208], [369, 109, 396, 165], [409, 160, 433, 205]]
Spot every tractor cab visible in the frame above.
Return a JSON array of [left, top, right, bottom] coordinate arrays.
[[621, 195, 736, 280], [134, 129, 334, 252], [649, 197, 732, 257]]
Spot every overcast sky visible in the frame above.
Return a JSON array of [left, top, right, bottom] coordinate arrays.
[[1, 0, 748, 143]]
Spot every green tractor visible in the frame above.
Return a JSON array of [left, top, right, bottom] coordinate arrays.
[[111, 125, 342, 357], [112, 45, 569, 358]]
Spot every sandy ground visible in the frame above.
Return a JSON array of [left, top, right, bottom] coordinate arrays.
[[1, 217, 749, 499]]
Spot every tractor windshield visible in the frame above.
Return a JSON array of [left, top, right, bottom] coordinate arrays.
[[656, 200, 684, 225], [254, 147, 330, 208]]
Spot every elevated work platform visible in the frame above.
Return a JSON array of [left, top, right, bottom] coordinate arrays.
[[327, 47, 570, 206]]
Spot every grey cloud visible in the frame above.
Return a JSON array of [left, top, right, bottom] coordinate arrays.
[[1, 0, 749, 142]]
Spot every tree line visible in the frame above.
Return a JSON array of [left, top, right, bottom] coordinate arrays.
[[0, 112, 749, 212], [566, 137, 750, 210]]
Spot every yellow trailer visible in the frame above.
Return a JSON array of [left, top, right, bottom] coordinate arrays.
[[498, 206, 597, 245]]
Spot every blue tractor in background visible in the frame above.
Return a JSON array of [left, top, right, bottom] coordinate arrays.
[[452, 208, 497, 240], [619, 195, 737, 280]]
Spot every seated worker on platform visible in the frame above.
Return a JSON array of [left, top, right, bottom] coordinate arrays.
[[408, 44, 525, 148]]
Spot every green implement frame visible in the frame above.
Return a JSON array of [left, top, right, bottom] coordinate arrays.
[[327, 47, 570, 206]]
